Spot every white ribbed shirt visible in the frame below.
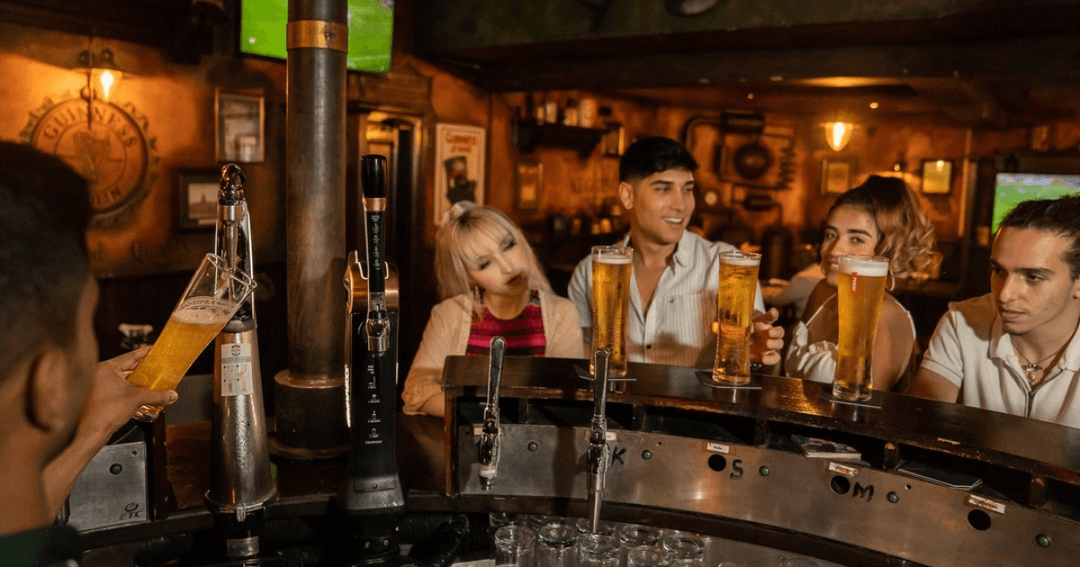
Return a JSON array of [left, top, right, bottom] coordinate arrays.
[[568, 231, 765, 369], [921, 293, 1080, 428]]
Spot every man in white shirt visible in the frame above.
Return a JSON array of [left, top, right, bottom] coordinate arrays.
[[911, 195, 1080, 428], [569, 136, 784, 370]]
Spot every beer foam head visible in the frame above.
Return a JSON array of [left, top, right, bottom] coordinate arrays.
[[839, 255, 889, 276], [719, 251, 760, 267], [592, 246, 632, 264]]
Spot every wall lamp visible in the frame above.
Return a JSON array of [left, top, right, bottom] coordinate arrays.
[[78, 36, 124, 127], [824, 121, 854, 152]]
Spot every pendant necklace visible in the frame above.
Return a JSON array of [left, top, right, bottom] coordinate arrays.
[[1015, 341, 1069, 386]]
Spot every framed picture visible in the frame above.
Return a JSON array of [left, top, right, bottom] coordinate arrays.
[[821, 158, 854, 195], [516, 160, 542, 212], [215, 90, 264, 163], [602, 122, 625, 157], [921, 159, 954, 195], [178, 169, 220, 230], [434, 123, 486, 226]]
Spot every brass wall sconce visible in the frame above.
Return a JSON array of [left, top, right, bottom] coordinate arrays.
[[824, 121, 854, 152], [78, 36, 124, 127]]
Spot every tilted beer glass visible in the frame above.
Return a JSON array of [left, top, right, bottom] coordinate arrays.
[[833, 254, 889, 402], [712, 251, 760, 385], [127, 253, 256, 421], [591, 245, 633, 378]]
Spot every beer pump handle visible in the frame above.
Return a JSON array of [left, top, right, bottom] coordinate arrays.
[[361, 155, 390, 354], [587, 348, 611, 533], [478, 337, 505, 490]]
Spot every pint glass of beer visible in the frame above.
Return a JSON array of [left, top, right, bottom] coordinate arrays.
[[127, 253, 256, 421], [591, 245, 633, 378], [833, 254, 889, 402], [712, 251, 761, 385]]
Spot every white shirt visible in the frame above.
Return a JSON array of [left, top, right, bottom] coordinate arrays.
[[921, 293, 1080, 428], [784, 293, 916, 385], [568, 230, 765, 369]]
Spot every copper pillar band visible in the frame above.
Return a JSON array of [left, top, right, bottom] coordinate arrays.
[[286, 20, 349, 53], [363, 197, 387, 212]]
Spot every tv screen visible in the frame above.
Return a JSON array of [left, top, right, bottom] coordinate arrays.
[[992, 173, 1080, 233], [239, 0, 393, 73]]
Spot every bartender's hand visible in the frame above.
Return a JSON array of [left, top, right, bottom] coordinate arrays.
[[79, 346, 179, 440], [750, 308, 785, 367], [44, 348, 178, 516]]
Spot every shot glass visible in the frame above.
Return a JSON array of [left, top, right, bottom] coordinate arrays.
[[538, 523, 579, 567], [617, 524, 661, 567], [661, 533, 704, 567], [627, 547, 668, 567], [578, 533, 619, 567], [495, 524, 537, 567]]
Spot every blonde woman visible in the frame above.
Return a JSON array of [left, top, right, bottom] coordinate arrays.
[[402, 202, 583, 417], [784, 175, 936, 392]]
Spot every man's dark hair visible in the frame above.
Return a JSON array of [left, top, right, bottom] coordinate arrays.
[[999, 195, 1080, 280], [619, 136, 698, 182], [0, 142, 91, 381]]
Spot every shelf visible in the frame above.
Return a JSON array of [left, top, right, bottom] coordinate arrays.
[[513, 119, 606, 157]]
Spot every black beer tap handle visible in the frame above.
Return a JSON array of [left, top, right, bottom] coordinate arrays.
[[361, 155, 390, 354], [361, 154, 388, 297]]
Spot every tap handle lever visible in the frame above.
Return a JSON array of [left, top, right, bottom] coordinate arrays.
[[361, 154, 390, 353], [218, 163, 246, 205], [478, 337, 505, 490], [587, 348, 611, 533]]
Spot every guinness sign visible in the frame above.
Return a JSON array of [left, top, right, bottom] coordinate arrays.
[[21, 93, 158, 228]]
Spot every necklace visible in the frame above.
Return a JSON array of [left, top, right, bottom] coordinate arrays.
[[1014, 340, 1070, 385]]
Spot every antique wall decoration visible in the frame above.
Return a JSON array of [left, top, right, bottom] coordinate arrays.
[[434, 123, 486, 225], [20, 91, 158, 229], [216, 89, 265, 163]]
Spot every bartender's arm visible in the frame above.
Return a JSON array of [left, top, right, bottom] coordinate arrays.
[[43, 347, 177, 515]]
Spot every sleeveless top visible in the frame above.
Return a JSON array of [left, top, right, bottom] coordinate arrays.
[[466, 290, 547, 356], [784, 293, 917, 389]]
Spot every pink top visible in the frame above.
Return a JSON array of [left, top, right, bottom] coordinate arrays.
[[466, 291, 546, 356]]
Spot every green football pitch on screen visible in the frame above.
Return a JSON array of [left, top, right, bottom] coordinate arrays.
[[240, 0, 393, 73]]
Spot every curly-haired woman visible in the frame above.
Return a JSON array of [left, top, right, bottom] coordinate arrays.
[[784, 175, 937, 392]]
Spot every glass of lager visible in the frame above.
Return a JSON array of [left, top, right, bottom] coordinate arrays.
[[591, 245, 633, 378], [127, 253, 256, 421], [833, 254, 889, 402], [712, 251, 760, 385]]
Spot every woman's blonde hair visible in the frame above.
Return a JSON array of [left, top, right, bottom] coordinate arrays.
[[830, 175, 937, 280], [435, 201, 552, 300]]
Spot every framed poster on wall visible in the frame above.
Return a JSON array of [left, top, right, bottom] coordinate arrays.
[[434, 123, 485, 225]]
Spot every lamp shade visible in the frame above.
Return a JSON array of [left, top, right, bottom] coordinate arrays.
[[824, 121, 853, 152]]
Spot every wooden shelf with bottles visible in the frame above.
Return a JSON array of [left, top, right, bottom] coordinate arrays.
[[512, 119, 606, 158]]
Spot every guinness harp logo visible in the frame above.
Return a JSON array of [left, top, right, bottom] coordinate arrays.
[[21, 93, 158, 228]]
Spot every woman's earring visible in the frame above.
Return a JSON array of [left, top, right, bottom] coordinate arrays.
[[472, 286, 484, 323]]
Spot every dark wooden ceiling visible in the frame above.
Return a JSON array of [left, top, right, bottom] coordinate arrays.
[[418, 1, 1080, 127]]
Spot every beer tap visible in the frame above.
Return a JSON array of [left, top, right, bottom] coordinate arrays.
[[477, 337, 505, 490], [587, 349, 612, 534], [206, 164, 276, 562], [339, 154, 407, 566]]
